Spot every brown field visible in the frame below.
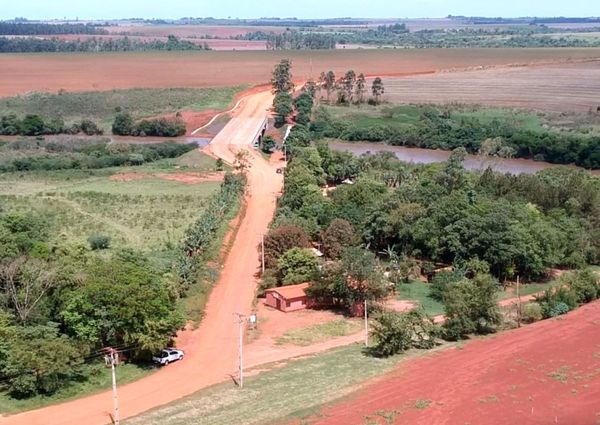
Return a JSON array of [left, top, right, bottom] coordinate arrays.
[[103, 24, 287, 38], [1, 48, 600, 97], [382, 60, 600, 112], [301, 300, 600, 425]]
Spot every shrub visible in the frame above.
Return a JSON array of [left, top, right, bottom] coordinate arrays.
[[522, 302, 543, 323], [548, 301, 570, 317], [277, 247, 319, 285], [87, 235, 111, 250], [263, 225, 311, 269], [370, 309, 437, 357]]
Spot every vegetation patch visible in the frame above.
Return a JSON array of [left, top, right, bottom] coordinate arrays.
[[275, 319, 362, 346]]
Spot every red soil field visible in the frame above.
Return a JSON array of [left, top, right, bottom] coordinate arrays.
[[383, 61, 600, 112], [301, 299, 600, 425], [1, 48, 600, 97]]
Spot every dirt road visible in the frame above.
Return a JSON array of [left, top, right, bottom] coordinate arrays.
[[0, 91, 282, 425]]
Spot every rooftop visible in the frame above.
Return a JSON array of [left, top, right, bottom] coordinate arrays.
[[265, 282, 310, 299]]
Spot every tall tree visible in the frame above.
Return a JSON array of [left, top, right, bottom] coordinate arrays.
[[324, 70, 336, 102], [271, 59, 294, 95], [371, 77, 385, 105], [355, 73, 367, 104], [341, 70, 357, 104]]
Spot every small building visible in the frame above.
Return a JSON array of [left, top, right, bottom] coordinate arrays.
[[264, 283, 311, 313]]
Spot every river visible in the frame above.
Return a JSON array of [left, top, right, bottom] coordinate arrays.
[[327, 141, 598, 176]]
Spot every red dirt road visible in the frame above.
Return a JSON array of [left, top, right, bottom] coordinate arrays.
[[0, 91, 281, 425], [303, 300, 600, 425]]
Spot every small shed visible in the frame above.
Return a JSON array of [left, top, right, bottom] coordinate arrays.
[[265, 283, 311, 313]]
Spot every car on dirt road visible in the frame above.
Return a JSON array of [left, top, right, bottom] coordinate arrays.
[[152, 348, 184, 366]]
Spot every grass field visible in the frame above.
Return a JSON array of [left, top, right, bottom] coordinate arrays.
[[275, 320, 363, 346], [323, 103, 545, 133], [125, 344, 444, 425], [396, 282, 445, 316], [0, 363, 154, 414], [0, 86, 244, 131], [0, 155, 220, 255]]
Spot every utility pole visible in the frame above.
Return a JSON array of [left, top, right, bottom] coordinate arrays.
[[105, 348, 120, 425], [261, 233, 265, 274], [516, 275, 522, 328], [234, 313, 246, 388], [364, 299, 368, 347]]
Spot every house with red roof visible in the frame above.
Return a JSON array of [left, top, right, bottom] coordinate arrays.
[[264, 283, 311, 312]]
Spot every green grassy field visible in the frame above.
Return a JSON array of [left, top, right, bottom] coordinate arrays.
[[396, 282, 445, 316], [323, 104, 545, 133], [125, 344, 445, 425], [0, 363, 155, 414], [0, 155, 220, 255], [0, 86, 244, 131]]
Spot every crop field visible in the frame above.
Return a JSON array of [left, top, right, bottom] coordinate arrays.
[[0, 156, 221, 255], [1, 49, 600, 96], [103, 24, 287, 38], [0, 86, 243, 131], [381, 61, 600, 112]]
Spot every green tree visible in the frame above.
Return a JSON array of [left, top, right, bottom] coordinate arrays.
[[321, 218, 356, 259], [263, 225, 312, 269], [2, 323, 83, 398], [324, 70, 336, 102], [271, 59, 294, 94], [355, 73, 367, 104], [370, 309, 437, 357], [19, 115, 45, 136], [112, 111, 134, 135], [261, 135, 276, 154], [340, 70, 356, 104], [371, 77, 385, 105], [273, 92, 293, 127], [277, 247, 319, 285], [442, 274, 502, 340], [60, 257, 184, 352]]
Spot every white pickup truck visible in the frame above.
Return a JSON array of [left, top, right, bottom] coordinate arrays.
[[152, 348, 184, 366]]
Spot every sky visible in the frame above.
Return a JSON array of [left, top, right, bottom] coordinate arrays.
[[0, 0, 597, 20]]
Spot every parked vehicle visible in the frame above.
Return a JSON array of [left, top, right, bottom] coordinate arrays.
[[152, 348, 184, 366]]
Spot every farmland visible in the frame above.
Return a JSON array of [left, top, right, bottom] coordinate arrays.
[[382, 61, 600, 113], [1, 48, 600, 96], [306, 300, 600, 425]]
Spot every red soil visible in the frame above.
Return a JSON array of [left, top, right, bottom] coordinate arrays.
[[2, 49, 600, 97], [301, 300, 600, 425]]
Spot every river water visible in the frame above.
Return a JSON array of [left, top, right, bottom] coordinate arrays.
[[327, 141, 598, 176]]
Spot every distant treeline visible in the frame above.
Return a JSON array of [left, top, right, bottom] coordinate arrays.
[[449, 16, 600, 25], [0, 22, 108, 35], [141, 17, 369, 27], [0, 35, 209, 53], [112, 112, 187, 137], [1, 114, 102, 136]]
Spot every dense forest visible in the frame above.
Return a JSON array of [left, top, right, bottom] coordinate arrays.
[[0, 35, 209, 53]]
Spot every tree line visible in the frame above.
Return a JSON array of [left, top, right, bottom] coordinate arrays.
[[1, 113, 102, 137], [0, 139, 195, 173], [0, 35, 210, 53], [0, 22, 108, 35], [311, 105, 600, 169], [112, 112, 187, 137], [316, 70, 385, 105]]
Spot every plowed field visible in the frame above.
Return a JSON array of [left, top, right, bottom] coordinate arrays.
[[302, 300, 600, 425], [2, 48, 600, 97]]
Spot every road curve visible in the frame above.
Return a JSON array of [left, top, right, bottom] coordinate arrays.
[[0, 90, 281, 425]]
